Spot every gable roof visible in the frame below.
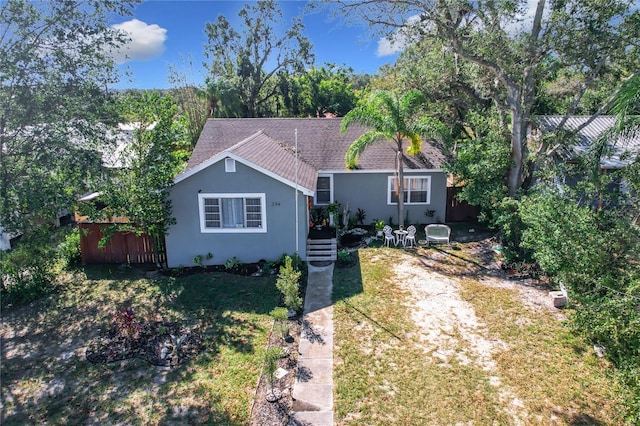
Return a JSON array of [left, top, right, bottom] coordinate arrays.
[[534, 115, 640, 169], [175, 131, 317, 195], [186, 118, 447, 173]]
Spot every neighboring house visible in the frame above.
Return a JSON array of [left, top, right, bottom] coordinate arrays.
[[531, 115, 640, 197], [532, 115, 640, 169], [166, 118, 447, 267]]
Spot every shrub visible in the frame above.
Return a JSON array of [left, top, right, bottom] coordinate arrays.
[[519, 190, 640, 421], [1, 234, 57, 307], [276, 256, 302, 313], [57, 227, 82, 269], [269, 307, 289, 321], [263, 346, 286, 394], [337, 250, 351, 263], [113, 306, 142, 340], [224, 256, 240, 270], [277, 252, 303, 272]]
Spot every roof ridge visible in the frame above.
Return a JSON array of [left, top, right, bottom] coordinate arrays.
[[226, 130, 265, 152]]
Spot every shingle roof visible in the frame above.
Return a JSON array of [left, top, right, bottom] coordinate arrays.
[[227, 131, 318, 193], [534, 115, 640, 168], [186, 118, 446, 173]]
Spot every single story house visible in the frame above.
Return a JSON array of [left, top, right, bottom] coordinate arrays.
[[165, 118, 447, 267], [531, 115, 640, 197]]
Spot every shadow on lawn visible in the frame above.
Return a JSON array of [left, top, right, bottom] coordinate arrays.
[[1, 265, 280, 425]]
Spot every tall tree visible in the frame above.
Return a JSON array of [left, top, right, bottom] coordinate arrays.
[[204, 0, 314, 117], [282, 64, 359, 117], [204, 77, 243, 118], [0, 0, 138, 238], [168, 59, 209, 150], [341, 90, 449, 227], [332, 0, 639, 196]]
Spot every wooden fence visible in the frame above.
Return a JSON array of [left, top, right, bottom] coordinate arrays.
[[79, 223, 166, 266], [446, 187, 479, 222]]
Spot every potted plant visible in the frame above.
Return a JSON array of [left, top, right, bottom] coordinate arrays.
[[374, 219, 385, 238], [326, 201, 340, 227], [311, 208, 324, 230]]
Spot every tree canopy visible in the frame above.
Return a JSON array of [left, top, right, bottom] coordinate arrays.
[[204, 0, 314, 117], [335, 0, 640, 195], [0, 0, 138, 237]]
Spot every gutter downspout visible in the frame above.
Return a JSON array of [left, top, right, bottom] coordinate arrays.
[[295, 129, 299, 255]]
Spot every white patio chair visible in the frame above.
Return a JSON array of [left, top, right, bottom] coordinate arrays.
[[405, 225, 417, 248], [382, 225, 395, 247]]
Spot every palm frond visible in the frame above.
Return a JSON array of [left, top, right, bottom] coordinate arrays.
[[341, 103, 384, 132], [344, 131, 386, 169]]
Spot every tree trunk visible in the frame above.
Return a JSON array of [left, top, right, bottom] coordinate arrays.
[[397, 149, 405, 228], [508, 106, 526, 197]]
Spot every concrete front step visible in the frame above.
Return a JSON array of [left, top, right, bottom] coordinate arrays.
[[306, 238, 337, 261]]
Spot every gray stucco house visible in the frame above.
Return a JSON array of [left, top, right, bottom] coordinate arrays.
[[165, 118, 447, 267]]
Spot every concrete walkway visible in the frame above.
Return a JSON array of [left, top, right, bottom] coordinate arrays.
[[291, 262, 334, 426]]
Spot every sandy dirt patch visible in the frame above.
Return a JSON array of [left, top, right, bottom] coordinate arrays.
[[392, 244, 561, 425]]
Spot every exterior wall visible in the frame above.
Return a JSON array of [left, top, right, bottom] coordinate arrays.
[[166, 160, 309, 268], [327, 170, 447, 226]]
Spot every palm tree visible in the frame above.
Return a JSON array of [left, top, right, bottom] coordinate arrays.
[[341, 90, 449, 228]]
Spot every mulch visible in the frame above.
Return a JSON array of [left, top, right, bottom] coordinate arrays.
[[249, 317, 303, 426], [85, 321, 203, 367]]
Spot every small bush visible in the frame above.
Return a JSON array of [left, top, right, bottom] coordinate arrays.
[[113, 306, 142, 340], [224, 256, 240, 270], [276, 256, 302, 312], [337, 250, 351, 263], [57, 227, 82, 269], [1, 237, 56, 307], [277, 252, 303, 272], [263, 346, 286, 389], [269, 307, 289, 321]]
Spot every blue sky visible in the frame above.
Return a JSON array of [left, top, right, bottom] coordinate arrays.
[[110, 0, 402, 89]]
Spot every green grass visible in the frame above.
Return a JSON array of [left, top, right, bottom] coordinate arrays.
[[1, 265, 280, 425], [333, 246, 626, 425]]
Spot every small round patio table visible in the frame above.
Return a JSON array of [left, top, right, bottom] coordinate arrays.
[[394, 229, 408, 247]]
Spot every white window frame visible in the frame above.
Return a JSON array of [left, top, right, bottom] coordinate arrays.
[[198, 193, 267, 233], [387, 176, 431, 205], [314, 174, 333, 205]]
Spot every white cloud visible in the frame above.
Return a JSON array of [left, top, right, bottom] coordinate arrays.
[[376, 37, 404, 57], [376, 15, 424, 57], [110, 19, 167, 64]]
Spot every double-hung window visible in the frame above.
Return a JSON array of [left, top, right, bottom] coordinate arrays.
[[199, 193, 266, 233], [388, 176, 431, 205], [314, 175, 333, 205]]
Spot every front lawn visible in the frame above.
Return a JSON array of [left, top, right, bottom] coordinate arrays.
[[333, 243, 629, 425], [1, 266, 280, 425]]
